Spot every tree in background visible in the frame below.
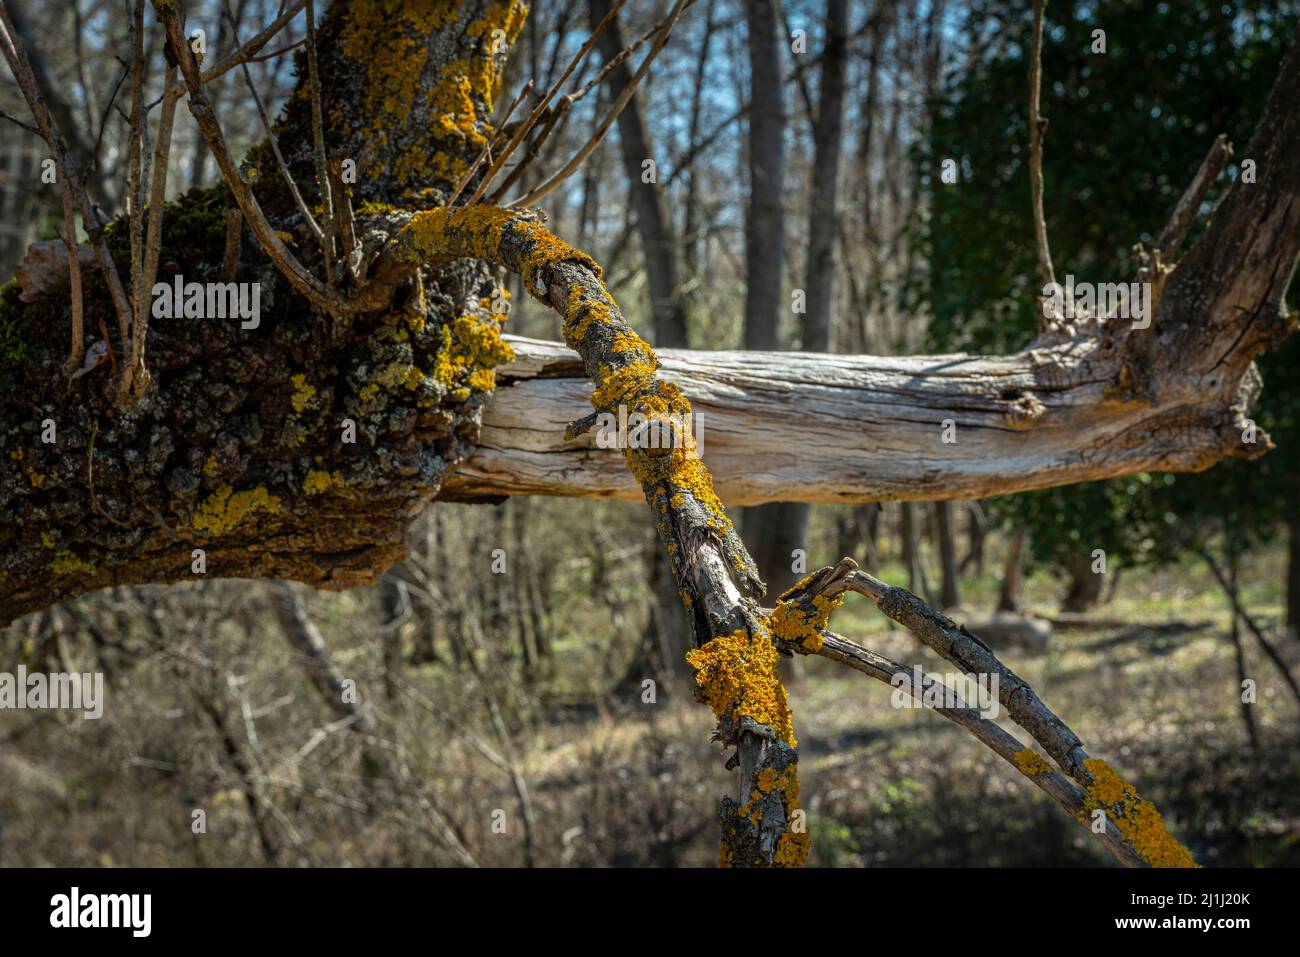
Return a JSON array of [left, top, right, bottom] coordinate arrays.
[[913, 0, 1299, 613]]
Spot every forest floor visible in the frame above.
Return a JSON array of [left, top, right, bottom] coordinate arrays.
[[3, 538, 1297, 867]]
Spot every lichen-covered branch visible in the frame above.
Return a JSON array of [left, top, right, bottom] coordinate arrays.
[[778, 559, 1198, 868], [379, 203, 811, 866], [789, 625, 1146, 867]]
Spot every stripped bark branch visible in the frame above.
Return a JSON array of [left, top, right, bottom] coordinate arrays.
[[1157, 133, 1233, 260]]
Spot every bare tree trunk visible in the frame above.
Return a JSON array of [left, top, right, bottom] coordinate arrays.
[[1227, 554, 1261, 753], [803, 0, 848, 353], [682, 0, 719, 283], [901, 502, 932, 603], [739, 0, 798, 603], [936, 500, 960, 608], [1062, 552, 1103, 613], [754, 0, 851, 611], [962, 501, 989, 577], [741, 0, 785, 352], [998, 528, 1027, 613], [589, 0, 689, 347], [273, 583, 385, 783]]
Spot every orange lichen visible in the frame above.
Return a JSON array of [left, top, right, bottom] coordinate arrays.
[[687, 626, 795, 747], [1013, 747, 1055, 777], [1081, 758, 1198, 868], [399, 205, 600, 299]]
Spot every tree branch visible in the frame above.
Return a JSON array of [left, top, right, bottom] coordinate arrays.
[[776, 559, 1197, 867]]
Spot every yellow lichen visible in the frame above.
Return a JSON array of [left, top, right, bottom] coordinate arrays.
[[337, 0, 526, 189], [727, 762, 810, 869], [290, 374, 318, 413], [303, 469, 347, 496], [433, 311, 514, 399], [50, 551, 94, 576], [1081, 758, 1198, 868], [191, 485, 282, 536], [1013, 747, 1055, 777], [767, 588, 842, 652]]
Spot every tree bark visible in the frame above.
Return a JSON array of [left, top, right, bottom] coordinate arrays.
[[443, 329, 1277, 506], [739, 0, 801, 598], [741, 0, 786, 351], [936, 500, 960, 609], [998, 527, 1027, 614], [803, 0, 848, 354]]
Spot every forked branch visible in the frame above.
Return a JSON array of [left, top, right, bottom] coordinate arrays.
[[773, 559, 1199, 868]]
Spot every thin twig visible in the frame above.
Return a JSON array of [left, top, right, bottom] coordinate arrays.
[[505, 0, 690, 209], [123, 0, 147, 401], [154, 0, 307, 106], [448, 78, 534, 208], [484, 90, 570, 204], [0, 2, 135, 380], [59, 188, 84, 375], [221, 208, 243, 282], [137, 62, 181, 390], [154, 3, 357, 313], [1028, 0, 1055, 306], [326, 154, 357, 276], [222, 1, 326, 253], [304, 0, 334, 281], [1199, 547, 1300, 707], [466, 0, 628, 206]]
